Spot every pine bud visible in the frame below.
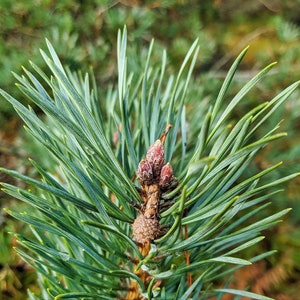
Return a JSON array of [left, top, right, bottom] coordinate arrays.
[[132, 214, 160, 244], [159, 163, 173, 188], [146, 140, 165, 177], [137, 159, 153, 185]]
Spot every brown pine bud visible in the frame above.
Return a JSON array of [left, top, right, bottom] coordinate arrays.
[[146, 140, 165, 177], [132, 214, 160, 244], [137, 159, 153, 185], [159, 163, 173, 188]]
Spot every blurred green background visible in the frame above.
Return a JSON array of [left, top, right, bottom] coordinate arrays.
[[0, 1, 300, 299]]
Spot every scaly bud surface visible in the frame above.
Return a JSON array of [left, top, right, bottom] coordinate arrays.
[[159, 163, 173, 188], [137, 159, 153, 185], [146, 140, 165, 177], [132, 214, 160, 244]]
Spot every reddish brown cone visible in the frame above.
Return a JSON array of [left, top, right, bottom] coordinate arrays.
[[146, 140, 165, 177], [132, 214, 160, 244], [159, 163, 173, 188], [137, 159, 153, 185]]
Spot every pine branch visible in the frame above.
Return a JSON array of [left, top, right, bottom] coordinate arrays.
[[0, 27, 299, 299]]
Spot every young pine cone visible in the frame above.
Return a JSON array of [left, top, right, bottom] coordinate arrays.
[[132, 214, 160, 244], [145, 140, 165, 178], [137, 159, 153, 186], [159, 163, 174, 188]]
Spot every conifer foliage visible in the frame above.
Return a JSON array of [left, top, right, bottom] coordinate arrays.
[[0, 28, 299, 299]]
